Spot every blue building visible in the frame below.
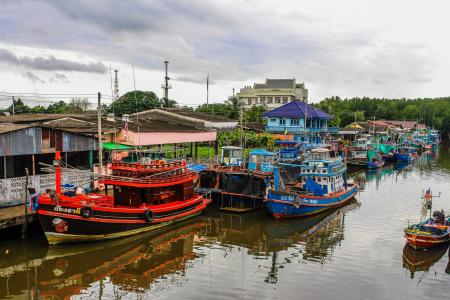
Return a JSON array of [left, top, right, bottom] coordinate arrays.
[[262, 101, 338, 136]]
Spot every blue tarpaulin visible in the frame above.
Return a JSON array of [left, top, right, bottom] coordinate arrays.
[[187, 163, 208, 173], [304, 177, 325, 196]]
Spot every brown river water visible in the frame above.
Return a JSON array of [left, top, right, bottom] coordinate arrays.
[[1, 146, 450, 299]]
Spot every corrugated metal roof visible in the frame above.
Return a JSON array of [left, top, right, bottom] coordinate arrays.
[[0, 124, 32, 133], [135, 108, 237, 123], [262, 101, 332, 119], [0, 114, 85, 123]]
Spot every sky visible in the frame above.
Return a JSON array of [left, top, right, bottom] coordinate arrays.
[[0, 0, 449, 109]]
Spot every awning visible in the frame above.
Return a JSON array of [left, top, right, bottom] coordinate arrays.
[[103, 142, 133, 150]]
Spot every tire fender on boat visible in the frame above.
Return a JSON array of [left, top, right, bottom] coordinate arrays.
[[80, 206, 93, 218], [144, 210, 154, 222]]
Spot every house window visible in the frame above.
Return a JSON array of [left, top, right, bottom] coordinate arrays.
[[279, 118, 286, 125], [275, 97, 281, 103], [248, 99, 252, 105], [270, 118, 276, 123], [282, 96, 288, 103], [290, 119, 299, 126], [260, 97, 266, 104], [267, 97, 273, 104]]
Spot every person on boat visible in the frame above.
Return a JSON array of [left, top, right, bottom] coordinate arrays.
[[75, 186, 85, 195]]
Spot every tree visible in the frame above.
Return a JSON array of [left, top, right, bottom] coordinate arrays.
[[109, 91, 162, 115], [160, 97, 177, 108], [243, 105, 267, 123], [30, 105, 47, 113], [46, 101, 67, 114], [224, 95, 241, 120], [6, 98, 30, 114], [66, 98, 90, 113], [196, 103, 234, 119]]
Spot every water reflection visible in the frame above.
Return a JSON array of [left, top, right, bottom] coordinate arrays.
[[203, 201, 360, 283], [0, 221, 205, 299], [0, 202, 360, 299], [1, 146, 449, 299], [403, 243, 449, 279]]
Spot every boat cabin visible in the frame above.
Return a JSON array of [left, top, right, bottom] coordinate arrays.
[[276, 140, 300, 162], [104, 160, 196, 208], [248, 149, 275, 173], [220, 146, 243, 166], [297, 148, 346, 195]]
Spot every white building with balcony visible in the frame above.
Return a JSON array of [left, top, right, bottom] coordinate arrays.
[[237, 78, 308, 109]]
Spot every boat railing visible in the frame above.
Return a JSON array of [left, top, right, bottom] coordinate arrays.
[[99, 170, 196, 186]]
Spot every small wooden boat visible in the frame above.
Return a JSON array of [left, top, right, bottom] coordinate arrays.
[[404, 222, 449, 250], [37, 152, 210, 244], [404, 191, 448, 250]]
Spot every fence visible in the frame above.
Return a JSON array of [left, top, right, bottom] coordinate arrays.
[[0, 171, 92, 207]]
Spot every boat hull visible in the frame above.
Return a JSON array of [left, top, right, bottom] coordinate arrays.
[[264, 184, 359, 219], [366, 160, 385, 169], [404, 228, 449, 250], [393, 153, 414, 162], [38, 198, 209, 245]]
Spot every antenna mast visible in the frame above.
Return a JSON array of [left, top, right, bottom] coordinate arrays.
[[162, 60, 171, 101], [113, 69, 119, 101]]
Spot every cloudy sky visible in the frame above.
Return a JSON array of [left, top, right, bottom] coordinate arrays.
[[0, 0, 449, 108]]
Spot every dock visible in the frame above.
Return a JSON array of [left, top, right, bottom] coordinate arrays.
[[0, 205, 36, 231]]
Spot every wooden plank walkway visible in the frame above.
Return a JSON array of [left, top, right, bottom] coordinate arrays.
[[0, 206, 36, 231]]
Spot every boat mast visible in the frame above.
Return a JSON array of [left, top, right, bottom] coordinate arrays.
[[97, 92, 103, 174]]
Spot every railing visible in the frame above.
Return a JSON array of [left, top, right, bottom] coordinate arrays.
[[265, 126, 339, 134], [0, 171, 92, 207]]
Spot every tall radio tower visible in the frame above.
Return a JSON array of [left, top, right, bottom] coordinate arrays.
[[162, 60, 171, 100], [113, 69, 119, 100]]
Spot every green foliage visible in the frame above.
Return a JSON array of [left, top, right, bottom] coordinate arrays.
[[195, 99, 266, 124], [30, 105, 47, 113], [66, 98, 90, 113], [315, 96, 450, 131], [109, 91, 159, 115], [6, 98, 30, 114], [46, 101, 67, 114], [243, 105, 267, 123], [196, 102, 236, 119], [218, 129, 275, 149]]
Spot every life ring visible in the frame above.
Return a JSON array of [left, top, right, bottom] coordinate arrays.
[[80, 206, 93, 218], [144, 210, 154, 222]]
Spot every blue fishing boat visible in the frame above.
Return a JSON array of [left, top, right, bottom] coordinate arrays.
[[276, 140, 301, 163], [393, 152, 414, 162], [264, 148, 359, 218], [247, 149, 276, 173]]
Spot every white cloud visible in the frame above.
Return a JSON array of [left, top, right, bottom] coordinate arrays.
[[0, 0, 449, 106]]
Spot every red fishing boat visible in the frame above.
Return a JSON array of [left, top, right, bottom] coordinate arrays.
[[37, 152, 210, 244]]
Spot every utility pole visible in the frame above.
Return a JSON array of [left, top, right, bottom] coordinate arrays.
[[232, 88, 235, 97], [206, 74, 209, 105], [163, 60, 170, 101], [12, 96, 15, 115], [240, 105, 243, 147], [97, 92, 103, 174]]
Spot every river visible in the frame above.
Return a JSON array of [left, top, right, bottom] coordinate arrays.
[[1, 146, 450, 299]]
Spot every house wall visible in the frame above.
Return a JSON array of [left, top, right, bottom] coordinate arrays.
[[267, 117, 328, 128], [0, 127, 42, 156], [0, 127, 97, 156]]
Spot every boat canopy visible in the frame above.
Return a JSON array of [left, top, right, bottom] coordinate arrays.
[[249, 149, 275, 156]]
